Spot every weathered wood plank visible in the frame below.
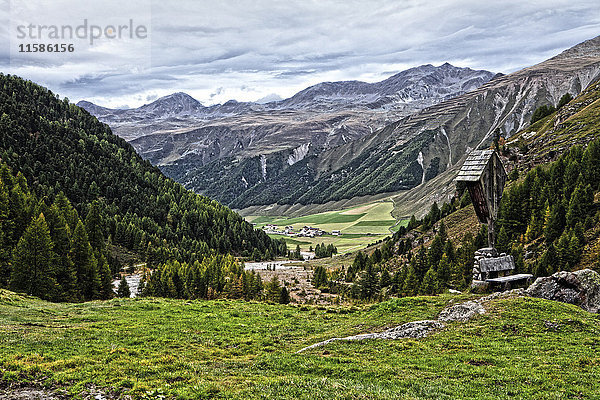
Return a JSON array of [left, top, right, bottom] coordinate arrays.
[[479, 255, 515, 273]]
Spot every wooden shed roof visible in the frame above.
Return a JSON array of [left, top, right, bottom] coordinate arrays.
[[455, 150, 496, 182]]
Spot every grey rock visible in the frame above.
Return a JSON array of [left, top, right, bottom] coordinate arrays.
[[438, 301, 486, 322], [378, 320, 445, 339], [526, 269, 600, 313], [296, 320, 444, 353]]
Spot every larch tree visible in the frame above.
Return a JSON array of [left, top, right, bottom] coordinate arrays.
[[10, 213, 59, 300]]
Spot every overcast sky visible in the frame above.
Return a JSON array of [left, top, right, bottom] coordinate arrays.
[[1, 0, 599, 108]]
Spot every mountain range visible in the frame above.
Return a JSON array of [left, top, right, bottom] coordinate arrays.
[[79, 36, 600, 215]]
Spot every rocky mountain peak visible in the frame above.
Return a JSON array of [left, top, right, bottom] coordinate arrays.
[[139, 92, 205, 116]]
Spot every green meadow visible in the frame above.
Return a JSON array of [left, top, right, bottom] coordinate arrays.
[[1, 289, 600, 399], [247, 201, 408, 253]]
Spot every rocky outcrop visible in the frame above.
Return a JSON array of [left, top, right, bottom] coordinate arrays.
[[296, 292, 516, 353], [296, 320, 444, 353], [438, 300, 486, 322], [297, 269, 600, 353], [526, 269, 600, 313]]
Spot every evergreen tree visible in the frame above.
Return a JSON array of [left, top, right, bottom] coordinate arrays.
[[402, 265, 419, 296], [544, 203, 565, 243], [566, 183, 593, 228], [557, 93, 573, 109], [0, 177, 10, 286], [10, 214, 59, 300], [379, 269, 392, 288], [85, 200, 104, 251], [71, 220, 101, 300], [359, 263, 378, 299], [428, 235, 444, 267], [265, 275, 281, 302], [312, 266, 328, 288], [294, 245, 302, 260], [437, 254, 451, 287], [582, 139, 600, 190], [279, 286, 290, 304], [496, 226, 510, 253], [414, 247, 429, 282], [117, 276, 130, 298], [252, 248, 262, 261], [96, 252, 114, 300], [53, 191, 79, 233], [420, 267, 439, 295], [252, 272, 263, 299], [531, 104, 555, 124], [45, 203, 79, 301], [443, 239, 455, 263]]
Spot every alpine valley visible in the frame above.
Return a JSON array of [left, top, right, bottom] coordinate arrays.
[[80, 36, 600, 217], [3, 13, 600, 399]]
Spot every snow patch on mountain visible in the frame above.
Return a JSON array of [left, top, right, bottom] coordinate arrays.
[[288, 143, 310, 166], [260, 155, 267, 181], [417, 151, 425, 185]]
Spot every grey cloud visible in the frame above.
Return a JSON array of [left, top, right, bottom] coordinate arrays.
[[1, 0, 599, 106]]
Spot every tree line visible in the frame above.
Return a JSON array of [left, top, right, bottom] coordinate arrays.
[[142, 256, 290, 304], [0, 73, 288, 301], [496, 137, 600, 276], [0, 163, 112, 301]]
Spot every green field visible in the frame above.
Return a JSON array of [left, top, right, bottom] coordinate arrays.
[[247, 201, 405, 253], [1, 290, 600, 399]]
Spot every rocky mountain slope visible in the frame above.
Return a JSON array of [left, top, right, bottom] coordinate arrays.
[[80, 36, 600, 214], [78, 64, 494, 198], [228, 35, 600, 212]]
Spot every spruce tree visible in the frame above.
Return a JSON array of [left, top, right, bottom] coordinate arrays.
[[252, 272, 263, 299], [53, 192, 79, 233], [428, 235, 444, 267], [402, 265, 419, 296], [557, 93, 572, 109], [96, 252, 114, 300], [117, 276, 130, 298], [0, 178, 10, 287], [379, 269, 392, 288], [437, 254, 451, 287], [312, 266, 327, 288], [279, 286, 290, 304], [266, 275, 281, 302], [294, 245, 301, 260], [45, 203, 79, 301], [496, 226, 510, 253], [420, 268, 439, 295], [359, 263, 378, 299], [566, 183, 593, 228], [8, 184, 31, 247], [10, 213, 59, 300], [71, 220, 101, 300], [85, 200, 105, 251], [544, 203, 564, 243]]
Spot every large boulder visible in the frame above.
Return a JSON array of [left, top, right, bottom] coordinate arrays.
[[526, 269, 600, 313]]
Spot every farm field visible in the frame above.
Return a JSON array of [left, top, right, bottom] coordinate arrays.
[[247, 200, 408, 253], [1, 290, 600, 399]]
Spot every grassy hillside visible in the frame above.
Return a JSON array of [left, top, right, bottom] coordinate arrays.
[[1, 289, 600, 399]]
